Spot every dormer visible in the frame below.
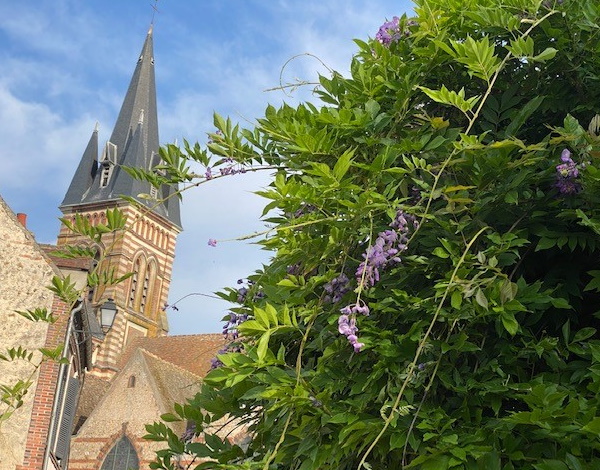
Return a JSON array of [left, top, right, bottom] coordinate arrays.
[[99, 141, 117, 188]]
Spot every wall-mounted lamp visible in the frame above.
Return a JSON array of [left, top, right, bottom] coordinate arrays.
[[98, 298, 118, 333]]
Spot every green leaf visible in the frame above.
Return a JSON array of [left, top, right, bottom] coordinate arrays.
[[451, 290, 463, 309], [433, 247, 450, 258], [477, 451, 501, 470], [532, 47, 558, 62], [501, 312, 519, 336], [584, 270, 600, 292], [581, 417, 600, 435], [254, 307, 270, 328], [160, 413, 181, 422], [536, 237, 556, 251], [418, 85, 481, 114], [332, 148, 354, 182], [506, 36, 535, 58], [451, 36, 500, 82], [572, 327, 596, 343], [256, 330, 272, 361], [504, 95, 545, 137], [565, 453, 585, 470], [475, 288, 489, 310], [533, 460, 569, 470]]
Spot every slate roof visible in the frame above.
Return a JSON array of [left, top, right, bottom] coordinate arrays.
[[60, 26, 181, 229]]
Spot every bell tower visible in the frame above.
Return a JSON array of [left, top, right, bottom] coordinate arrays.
[[57, 26, 182, 378]]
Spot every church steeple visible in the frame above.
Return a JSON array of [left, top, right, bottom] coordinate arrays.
[[57, 26, 182, 379], [60, 26, 181, 228]]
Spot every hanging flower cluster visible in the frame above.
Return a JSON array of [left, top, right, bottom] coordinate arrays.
[[356, 210, 418, 287], [556, 149, 581, 195], [204, 158, 248, 180], [323, 273, 351, 303], [210, 342, 244, 369], [334, 210, 418, 353], [375, 16, 402, 46], [235, 278, 264, 303], [338, 303, 368, 353], [336, 302, 369, 353], [375, 17, 416, 46], [222, 311, 249, 339]]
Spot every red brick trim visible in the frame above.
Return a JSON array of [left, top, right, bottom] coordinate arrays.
[[20, 296, 70, 470]]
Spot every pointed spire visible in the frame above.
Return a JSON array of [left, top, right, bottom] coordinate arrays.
[[61, 126, 99, 206], [108, 27, 158, 162], [60, 26, 181, 229]]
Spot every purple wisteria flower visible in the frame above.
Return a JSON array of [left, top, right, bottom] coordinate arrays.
[[222, 311, 249, 339], [356, 210, 418, 287], [205, 166, 213, 180], [335, 210, 417, 353], [337, 301, 370, 352], [324, 273, 351, 303], [376, 16, 402, 46], [210, 342, 244, 369], [286, 263, 302, 276], [556, 149, 581, 195], [338, 313, 364, 353], [219, 157, 247, 176], [208, 238, 217, 247]]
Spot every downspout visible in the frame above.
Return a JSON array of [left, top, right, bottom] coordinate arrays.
[[43, 299, 84, 470]]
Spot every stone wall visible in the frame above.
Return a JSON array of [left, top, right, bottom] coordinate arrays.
[[0, 197, 58, 470], [69, 352, 170, 470]]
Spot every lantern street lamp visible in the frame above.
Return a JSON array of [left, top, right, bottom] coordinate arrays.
[[99, 298, 118, 333]]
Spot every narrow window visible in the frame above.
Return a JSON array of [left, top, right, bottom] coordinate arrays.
[[127, 375, 136, 388], [140, 269, 150, 312], [143, 260, 158, 316], [129, 255, 146, 309], [100, 165, 111, 187]]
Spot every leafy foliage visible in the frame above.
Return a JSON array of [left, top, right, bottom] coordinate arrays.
[[146, 1, 600, 468]]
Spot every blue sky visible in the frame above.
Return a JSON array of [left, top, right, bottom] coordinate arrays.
[[0, 0, 413, 334]]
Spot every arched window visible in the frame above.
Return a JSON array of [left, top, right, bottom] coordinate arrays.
[[100, 436, 139, 470], [128, 254, 146, 309], [141, 259, 157, 315], [127, 375, 136, 388]]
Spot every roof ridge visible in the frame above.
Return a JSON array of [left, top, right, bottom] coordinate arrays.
[[138, 348, 203, 379], [164, 333, 224, 339]]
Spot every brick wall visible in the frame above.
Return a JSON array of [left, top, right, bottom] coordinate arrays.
[[18, 298, 71, 470]]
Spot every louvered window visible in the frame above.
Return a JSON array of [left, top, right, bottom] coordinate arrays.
[[54, 376, 80, 463], [101, 436, 139, 470], [129, 256, 144, 308], [100, 165, 112, 187], [140, 269, 149, 311]]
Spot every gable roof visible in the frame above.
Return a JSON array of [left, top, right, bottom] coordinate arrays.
[[119, 334, 227, 377], [75, 334, 226, 433]]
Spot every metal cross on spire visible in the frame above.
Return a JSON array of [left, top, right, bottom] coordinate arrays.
[[150, 0, 160, 24]]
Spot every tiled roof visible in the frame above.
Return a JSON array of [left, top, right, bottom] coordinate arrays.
[[39, 244, 94, 271], [76, 375, 111, 418], [120, 334, 227, 377]]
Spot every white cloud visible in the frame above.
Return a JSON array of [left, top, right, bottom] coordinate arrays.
[[0, 0, 414, 334]]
